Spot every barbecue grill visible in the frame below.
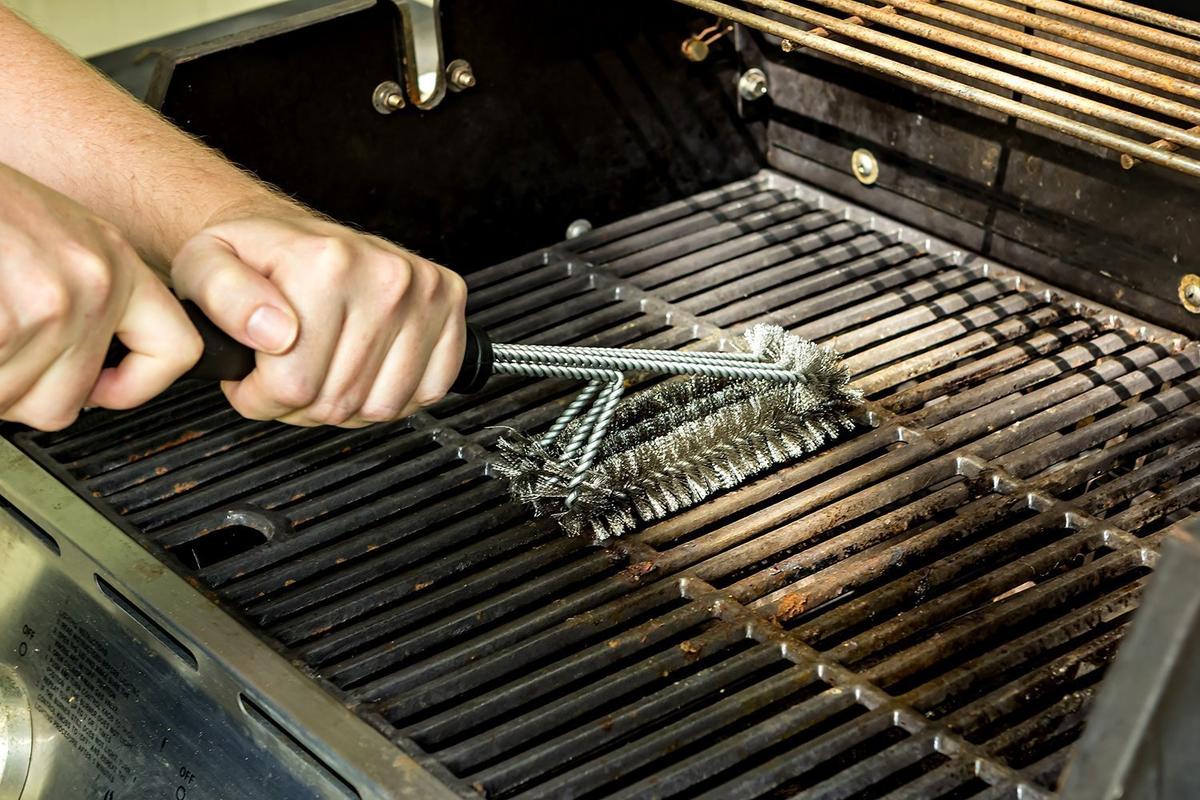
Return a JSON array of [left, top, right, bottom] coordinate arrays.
[[3, 1, 1200, 798]]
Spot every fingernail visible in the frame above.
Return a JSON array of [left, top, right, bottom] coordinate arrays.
[[247, 305, 297, 353]]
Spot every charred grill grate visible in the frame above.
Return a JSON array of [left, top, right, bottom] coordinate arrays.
[[12, 170, 1200, 798]]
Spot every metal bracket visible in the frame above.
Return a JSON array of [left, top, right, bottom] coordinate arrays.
[[390, 0, 447, 110]]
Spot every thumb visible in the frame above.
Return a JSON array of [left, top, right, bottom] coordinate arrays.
[[172, 233, 299, 355]]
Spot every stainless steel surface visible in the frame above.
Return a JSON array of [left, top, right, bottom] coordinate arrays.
[[0, 448, 456, 799], [672, 0, 1200, 177], [9, 169, 1199, 797], [1059, 522, 1200, 800], [391, 0, 446, 109], [0, 666, 31, 800]]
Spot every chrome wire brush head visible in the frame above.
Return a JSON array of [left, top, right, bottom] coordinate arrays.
[[492, 325, 862, 541]]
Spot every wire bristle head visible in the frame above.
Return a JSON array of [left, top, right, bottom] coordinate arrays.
[[493, 325, 862, 542]]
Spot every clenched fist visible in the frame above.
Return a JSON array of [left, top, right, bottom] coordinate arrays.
[[172, 200, 468, 427], [0, 164, 201, 430]]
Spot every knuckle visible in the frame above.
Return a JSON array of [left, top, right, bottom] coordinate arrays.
[[178, 327, 205, 368], [307, 396, 357, 426], [28, 278, 73, 325], [310, 236, 355, 275], [374, 257, 414, 309], [270, 374, 321, 409], [60, 244, 118, 308], [359, 401, 402, 422], [0, 308, 14, 351], [35, 408, 81, 432], [413, 389, 446, 410]]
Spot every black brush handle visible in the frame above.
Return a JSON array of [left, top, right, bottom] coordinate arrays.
[[103, 300, 493, 393]]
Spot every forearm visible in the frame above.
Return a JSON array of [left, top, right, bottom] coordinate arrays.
[[0, 6, 294, 267]]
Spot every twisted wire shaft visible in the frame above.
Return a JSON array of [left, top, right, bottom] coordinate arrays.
[[539, 380, 603, 448], [564, 378, 625, 506], [495, 349, 805, 382], [494, 342, 766, 364]]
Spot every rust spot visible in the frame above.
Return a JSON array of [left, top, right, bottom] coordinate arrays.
[[471, 782, 489, 797], [598, 716, 615, 733], [291, 492, 306, 502], [366, 543, 379, 552], [623, 560, 656, 581], [335, 557, 347, 565], [679, 640, 702, 658], [131, 560, 165, 580], [772, 593, 809, 624], [311, 625, 333, 637], [413, 581, 432, 591], [606, 639, 621, 649], [154, 466, 168, 476], [172, 481, 198, 494], [283, 579, 296, 588], [128, 429, 203, 462]]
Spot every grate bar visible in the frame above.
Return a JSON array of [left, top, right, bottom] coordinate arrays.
[[670, 0, 1200, 176]]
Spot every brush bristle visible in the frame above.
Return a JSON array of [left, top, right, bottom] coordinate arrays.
[[493, 325, 862, 541]]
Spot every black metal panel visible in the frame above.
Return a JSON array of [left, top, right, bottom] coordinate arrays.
[[752, 19, 1200, 338], [146, 0, 764, 272]]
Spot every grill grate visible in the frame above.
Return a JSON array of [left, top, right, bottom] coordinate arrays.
[[12, 169, 1200, 798], [672, 0, 1200, 177]]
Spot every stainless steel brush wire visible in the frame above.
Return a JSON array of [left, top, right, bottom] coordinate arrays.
[[492, 325, 862, 540]]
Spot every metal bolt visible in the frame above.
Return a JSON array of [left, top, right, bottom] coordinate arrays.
[[851, 148, 879, 185], [1187, 284, 1200, 305], [566, 219, 593, 240], [737, 68, 769, 102], [447, 59, 476, 92], [372, 80, 405, 114], [1179, 275, 1200, 311]]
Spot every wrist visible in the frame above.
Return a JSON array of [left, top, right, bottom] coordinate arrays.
[[200, 187, 312, 230]]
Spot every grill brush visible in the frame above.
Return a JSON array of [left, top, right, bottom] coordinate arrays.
[[106, 303, 860, 539]]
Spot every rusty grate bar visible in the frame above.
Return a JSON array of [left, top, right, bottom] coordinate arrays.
[[10, 170, 1200, 798], [670, 0, 1200, 177]]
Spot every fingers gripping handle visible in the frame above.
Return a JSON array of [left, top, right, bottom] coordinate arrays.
[[103, 301, 495, 393], [451, 322, 494, 394], [103, 301, 256, 382]]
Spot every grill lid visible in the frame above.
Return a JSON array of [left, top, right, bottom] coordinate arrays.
[[12, 170, 1200, 799]]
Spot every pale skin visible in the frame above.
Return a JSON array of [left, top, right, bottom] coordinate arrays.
[[0, 6, 467, 431]]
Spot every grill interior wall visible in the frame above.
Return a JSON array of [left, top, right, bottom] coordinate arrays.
[[12, 170, 1200, 799]]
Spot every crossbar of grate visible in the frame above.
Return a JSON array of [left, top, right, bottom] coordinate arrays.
[[669, 0, 1200, 176]]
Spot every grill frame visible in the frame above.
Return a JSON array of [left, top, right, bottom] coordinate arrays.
[[9, 169, 1200, 799]]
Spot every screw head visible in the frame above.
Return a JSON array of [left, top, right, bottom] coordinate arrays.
[[566, 219, 593, 240], [851, 148, 879, 185], [737, 68, 769, 102], [1179, 275, 1200, 311]]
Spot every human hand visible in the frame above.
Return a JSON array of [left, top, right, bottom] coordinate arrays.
[[0, 164, 201, 430], [172, 200, 468, 427]]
